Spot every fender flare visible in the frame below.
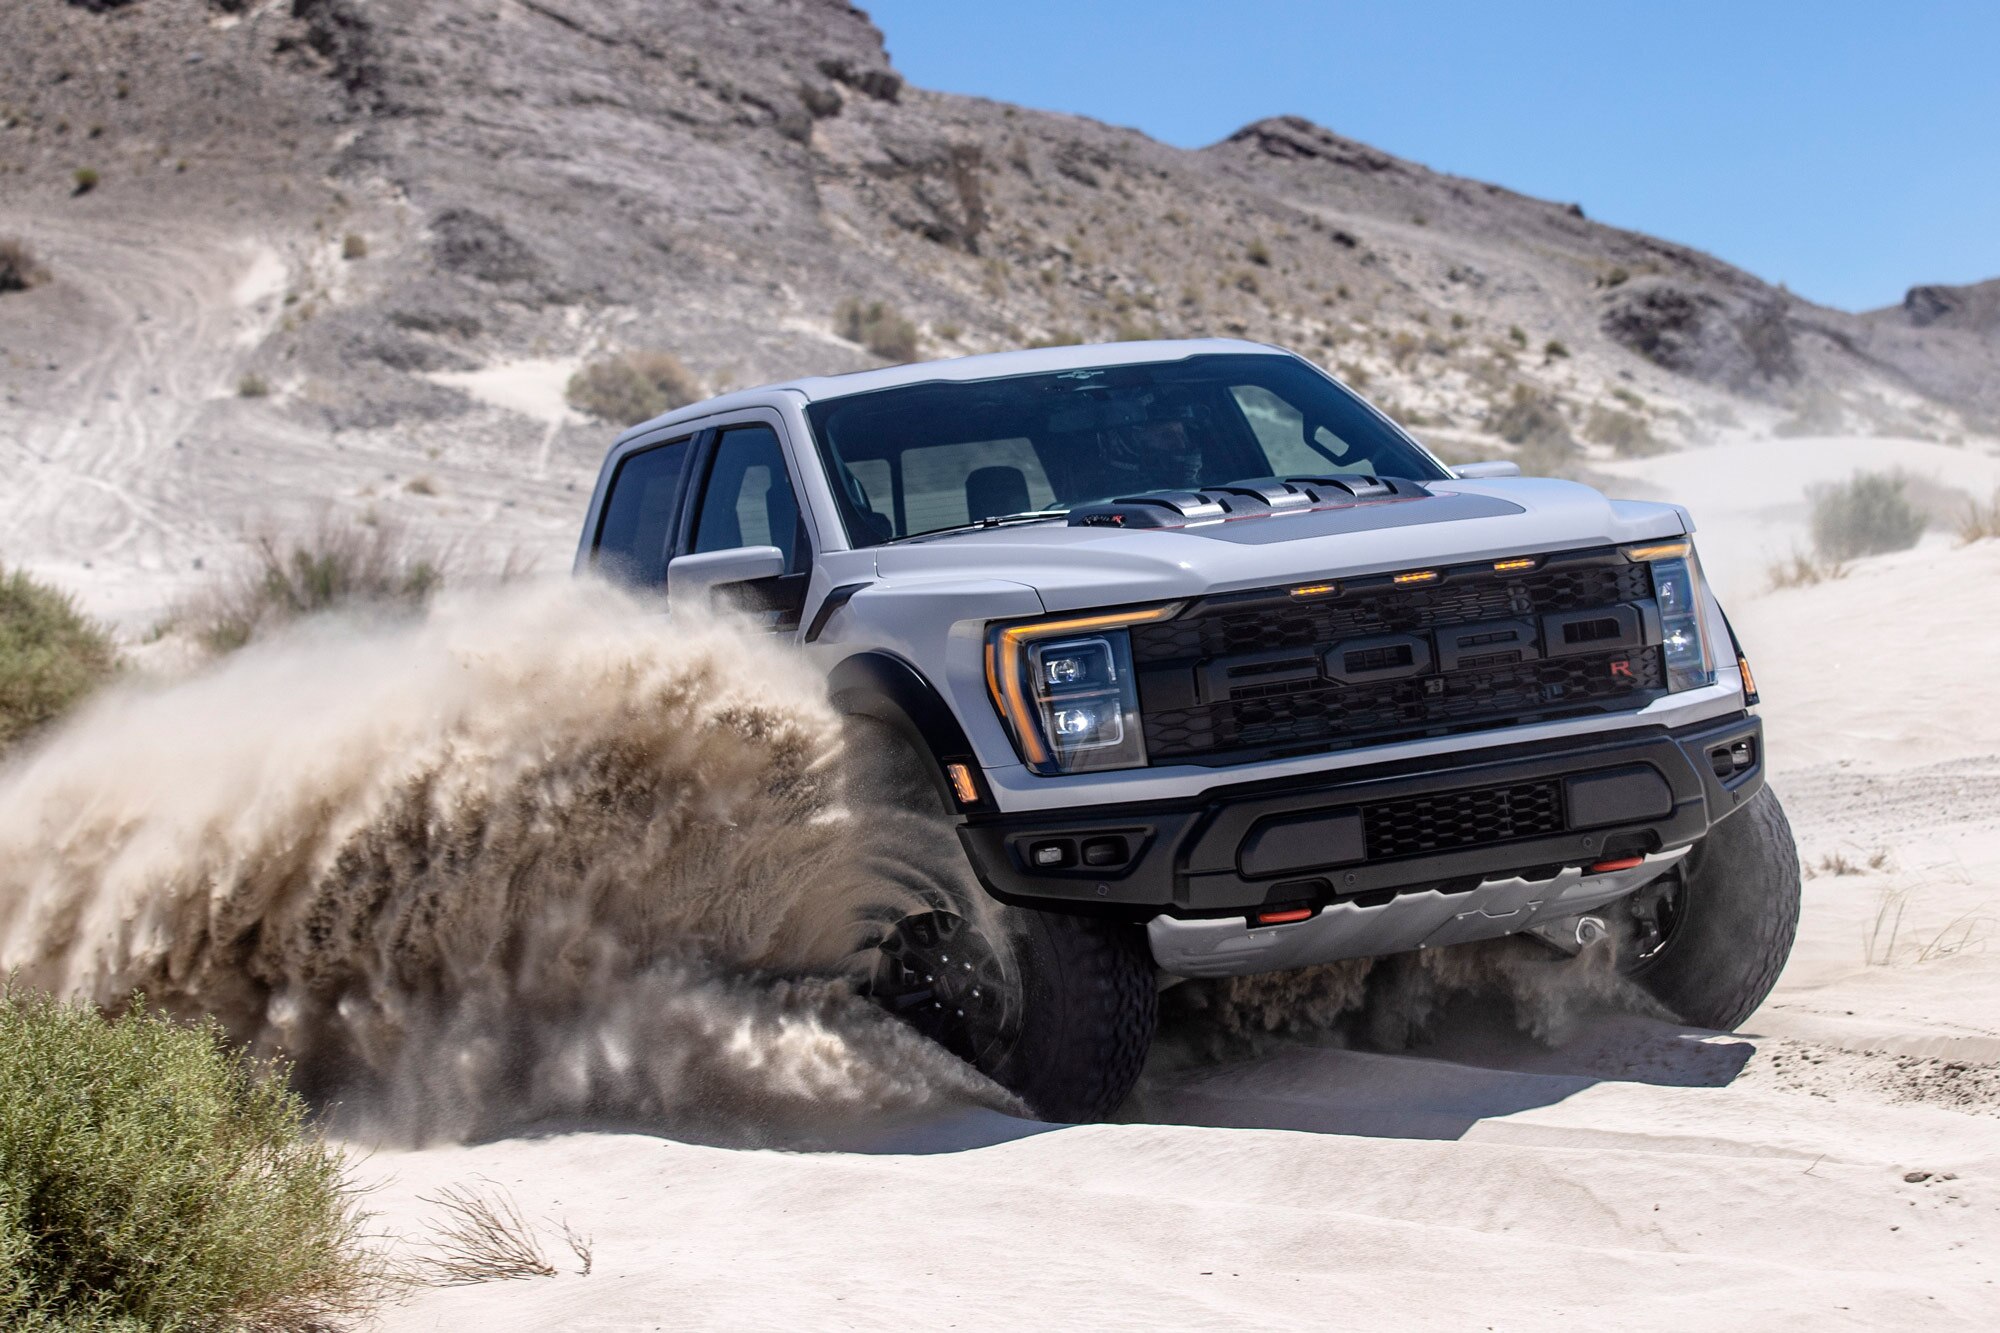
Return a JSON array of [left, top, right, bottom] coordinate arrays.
[[827, 652, 988, 809]]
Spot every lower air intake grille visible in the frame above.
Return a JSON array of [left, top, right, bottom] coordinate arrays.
[[1361, 780, 1564, 860]]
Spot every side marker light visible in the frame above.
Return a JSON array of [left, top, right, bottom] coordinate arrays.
[[944, 762, 980, 807]]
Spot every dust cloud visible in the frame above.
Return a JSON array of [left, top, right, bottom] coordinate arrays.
[[0, 580, 1012, 1144]]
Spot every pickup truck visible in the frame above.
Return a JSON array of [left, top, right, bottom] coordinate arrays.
[[575, 338, 1801, 1120]]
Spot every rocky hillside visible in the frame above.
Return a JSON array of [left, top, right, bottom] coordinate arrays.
[[2, 0, 1996, 621]]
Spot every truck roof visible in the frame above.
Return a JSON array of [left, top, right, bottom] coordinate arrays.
[[614, 337, 1289, 444]]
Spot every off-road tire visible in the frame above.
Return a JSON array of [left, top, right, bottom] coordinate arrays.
[[979, 905, 1157, 1122], [1625, 785, 1802, 1030], [845, 718, 1157, 1121]]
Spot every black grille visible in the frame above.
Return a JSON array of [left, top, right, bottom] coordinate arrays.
[[1361, 780, 1565, 860], [1135, 550, 1662, 764]]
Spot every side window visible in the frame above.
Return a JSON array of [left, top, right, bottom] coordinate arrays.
[[691, 425, 806, 572], [594, 437, 691, 584], [1231, 384, 1375, 477]]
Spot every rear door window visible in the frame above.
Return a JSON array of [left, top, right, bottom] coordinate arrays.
[[594, 436, 692, 584]]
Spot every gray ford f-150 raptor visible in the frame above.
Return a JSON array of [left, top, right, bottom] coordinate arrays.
[[576, 338, 1801, 1120]]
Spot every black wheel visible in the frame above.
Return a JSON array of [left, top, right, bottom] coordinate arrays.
[[1619, 785, 1802, 1030], [843, 718, 1158, 1121]]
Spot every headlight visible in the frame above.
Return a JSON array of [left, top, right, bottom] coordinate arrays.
[[985, 605, 1178, 774], [1624, 541, 1715, 693]]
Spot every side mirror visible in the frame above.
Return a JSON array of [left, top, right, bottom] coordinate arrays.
[[667, 545, 787, 600], [1452, 460, 1522, 480]]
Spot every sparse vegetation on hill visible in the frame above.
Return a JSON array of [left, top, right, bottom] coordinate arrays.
[[1583, 404, 1665, 457], [0, 988, 379, 1331], [836, 298, 921, 363], [567, 350, 702, 425], [176, 519, 446, 653], [0, 237, 51, 294], [1808, 471, 1928, 561], [0, 566, 118, 756]]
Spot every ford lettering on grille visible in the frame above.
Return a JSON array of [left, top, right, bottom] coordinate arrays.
[[1132, 547, 1667, 765]]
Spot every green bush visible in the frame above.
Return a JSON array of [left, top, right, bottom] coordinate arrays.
[[835, 298, 920, 362], [177, 519, 446, 653], [566, 350, 702, 424], [0, 566, 118, 755], [0, 237, 51, 294], [0, 990, 379, 1330], [1809, 471, 1928, 561]]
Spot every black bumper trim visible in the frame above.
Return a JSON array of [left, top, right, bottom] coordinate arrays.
[[958, 713, 1764, 917]]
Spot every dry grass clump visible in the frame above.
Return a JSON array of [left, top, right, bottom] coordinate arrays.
[[0, 989, 382, 1331], [1766, 546, 1850, 591], [175, 518, 447, 653], [416, 1185, 557, 1285], [1955, 488, 2000, 545], [0, 237, 51, 294], [1807, 470, 1928, 560], [0, 565, 118, 755], [236, 372, 271, 398], [836, 297, 921, 362], [341, 232, 369, 260], [566, 350, 702, 425], [1488, 384, 1575, 454]]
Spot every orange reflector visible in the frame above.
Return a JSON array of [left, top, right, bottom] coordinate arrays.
[[1289, 582, 1338, 599], [1737, 655, 1758, 697], [944, 762, 980, 807], [1392, 569, 1438, 586], [1587, 857, 1645, 874], [1254, 907, 1315, 925], [1493, 557, 1536, 573]]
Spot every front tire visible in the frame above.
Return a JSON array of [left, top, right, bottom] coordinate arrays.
[[844, 718, 1157, 1121], [1621, 786, 1802, 1030], [869, 901, 1156, 1122]]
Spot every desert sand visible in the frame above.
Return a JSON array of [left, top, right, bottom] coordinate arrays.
[[356, 451, 2000, 1331]]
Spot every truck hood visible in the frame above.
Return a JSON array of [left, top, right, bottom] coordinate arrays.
[[869, 478, 1692, 612]]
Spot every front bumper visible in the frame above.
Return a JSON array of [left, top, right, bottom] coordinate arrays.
[[958, 711, 1763, 921]]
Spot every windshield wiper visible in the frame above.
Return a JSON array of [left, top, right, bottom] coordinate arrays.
[[893, 510, 1068, 543]]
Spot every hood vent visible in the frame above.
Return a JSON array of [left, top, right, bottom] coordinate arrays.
[[1068, 475, 1428, 529]]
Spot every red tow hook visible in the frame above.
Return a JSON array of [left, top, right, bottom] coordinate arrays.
[[1253, 907, 1315, 926], [1586, 856, 1646, 874]]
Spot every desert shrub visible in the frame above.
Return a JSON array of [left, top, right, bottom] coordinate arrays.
[[1489, 384, 1576, 454], [1245, 238, 1271, 267], [177, 519, 446, 653], [0, 566, 118, 755], [0, 237, 51, 294], [1543, 339, 1570, 360], [0, 988, 380, 1330], [1583, 405, 1665, 457], [71, 167, 100, 195], [566, 350, 701, 425], [1808, 470, 1928, 561], [1957, 489, 2000, 544], [236, 372, 270, 398], [1507, 325, 1527, 348], [1767, 546, 1849, 591], [836, 298, 920, 362], [341, 231, 368, 260]]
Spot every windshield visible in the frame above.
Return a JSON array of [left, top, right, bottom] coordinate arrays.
[[804, 352, 1449, 546]]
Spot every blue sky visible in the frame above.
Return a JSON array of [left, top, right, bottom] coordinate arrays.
[[860, 1, 1998, 312]]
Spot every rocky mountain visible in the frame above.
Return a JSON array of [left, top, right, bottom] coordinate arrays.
[[2, 0, 1995, 622]]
